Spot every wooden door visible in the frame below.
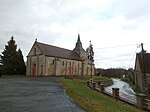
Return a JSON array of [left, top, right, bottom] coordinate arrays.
[[33, 64, 36, 77]]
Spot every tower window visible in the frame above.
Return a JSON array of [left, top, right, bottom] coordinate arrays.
[[62, 61, 64, 66], [52, 60, 55, 65], [78, 63, 80, 67]]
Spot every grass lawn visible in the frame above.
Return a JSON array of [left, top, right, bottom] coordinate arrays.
[[59, 76, 144, 112]]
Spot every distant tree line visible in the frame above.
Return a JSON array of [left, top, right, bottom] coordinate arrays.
[[0, 36, 26, 76], [96, 68, 135, 83]]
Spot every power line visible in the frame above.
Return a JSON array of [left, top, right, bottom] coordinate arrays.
[[126, 47, 138, 68], [95, 45, 139, 68], [95, 42, 150, 50], [95, 43, 136, 50], [95, 53, 133, 60]]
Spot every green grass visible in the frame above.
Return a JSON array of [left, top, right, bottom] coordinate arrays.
[[92, 76, 110, 81], [59, 77, 144, 112], [71, 75, 110, 81]]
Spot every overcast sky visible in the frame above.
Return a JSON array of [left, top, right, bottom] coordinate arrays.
[[1, 0, 150, 69]]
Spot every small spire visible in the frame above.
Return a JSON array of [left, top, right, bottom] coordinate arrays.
[[35, 38, 37, 42], [77, 33, 81, 43], [73, 33, 85, 52]]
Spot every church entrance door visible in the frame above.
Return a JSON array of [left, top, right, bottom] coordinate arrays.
[[33, 64, 36, 77]]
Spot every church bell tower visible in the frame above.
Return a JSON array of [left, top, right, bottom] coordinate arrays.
[[73, 34, 87, 60]]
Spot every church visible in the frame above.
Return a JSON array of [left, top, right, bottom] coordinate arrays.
[[26, 34, 95, 76]]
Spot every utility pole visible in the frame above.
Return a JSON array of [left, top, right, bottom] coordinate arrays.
[[141, 43, 147, 93]]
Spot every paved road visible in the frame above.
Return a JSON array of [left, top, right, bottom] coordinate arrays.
[[0, 76, 84, 112]]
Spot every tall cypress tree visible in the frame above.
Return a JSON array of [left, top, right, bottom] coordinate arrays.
[[0, 36, 26, 75]]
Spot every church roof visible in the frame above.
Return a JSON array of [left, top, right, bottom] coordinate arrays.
[[136, 53, 150, 73], [37, 42, 82, 61]]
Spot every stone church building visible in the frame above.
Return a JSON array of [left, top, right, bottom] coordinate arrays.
[[26, 34, 95, 76]]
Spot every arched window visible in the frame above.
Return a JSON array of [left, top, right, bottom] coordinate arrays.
[[78, 63, 80, 67], [52, 60, 55, 65], [62, 61, 64, 66]]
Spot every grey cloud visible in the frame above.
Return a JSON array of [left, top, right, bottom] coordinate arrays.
[[112, 0, 150, 20], [1, 0, 149, 68], [121, 23, 139, 31], [99, 0, 150, 21], [0, 0, 65, 58]]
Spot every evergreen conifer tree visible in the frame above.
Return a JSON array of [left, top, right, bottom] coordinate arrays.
[[0, 36, 26, 75], [17, 49, 26, 75]]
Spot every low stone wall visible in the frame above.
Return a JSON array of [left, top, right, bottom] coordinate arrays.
[[87, 79, 113, 93], [96, 79, 113, 87]]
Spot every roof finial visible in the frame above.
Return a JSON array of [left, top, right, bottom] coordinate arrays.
[[35, 38, 37, 42], [89, 40, 91, 45], [141, 43, 146, 53], [77, 33, 81, 43], [78, 33, 80, 37]]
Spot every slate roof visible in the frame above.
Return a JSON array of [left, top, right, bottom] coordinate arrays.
[[136, 53, 150, 73], [36, 42, 82, 61]]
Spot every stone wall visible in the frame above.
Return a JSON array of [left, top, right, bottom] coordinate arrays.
[[57, 58, 82, 76], [26, 42, 95, 76], [104, 79, 113, 87], [96, 79, 113, 87], [43, 56, 83, 76], [27, 55, 95, 76]]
